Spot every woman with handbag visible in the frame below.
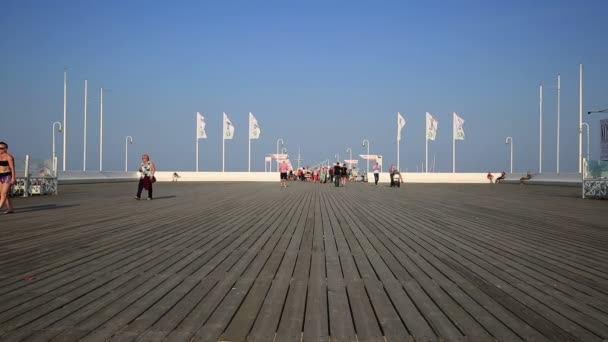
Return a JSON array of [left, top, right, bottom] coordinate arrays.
[[135, 154, 156, 200]]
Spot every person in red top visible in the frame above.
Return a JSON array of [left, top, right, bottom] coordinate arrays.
[[279, 160, 290, 188], [486, 172, 494, 183]]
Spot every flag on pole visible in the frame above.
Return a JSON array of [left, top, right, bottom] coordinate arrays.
[[223, 112, 234, 139], [426, 112, 438, 141], [397, 112, 406, 142], [196, 112, 207, 139], [249, 112, 261, 139], [453, 112, 465, 140]]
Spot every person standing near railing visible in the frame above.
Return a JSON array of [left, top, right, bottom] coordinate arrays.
[[0, 142, 15, 214]]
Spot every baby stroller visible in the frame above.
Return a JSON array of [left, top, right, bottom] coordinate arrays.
[[392, 171, 402, 187]]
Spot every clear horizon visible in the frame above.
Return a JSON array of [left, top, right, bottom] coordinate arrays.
[[2, 1, 607, 173]]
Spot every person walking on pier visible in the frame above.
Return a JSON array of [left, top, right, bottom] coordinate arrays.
[[389, 164, 396, 187], [135, 154, 156, 200], [373, 163, 380, 185], [279, 160, 289, 188], [0, 142, 15, 214], [333, 162, 341, 187]]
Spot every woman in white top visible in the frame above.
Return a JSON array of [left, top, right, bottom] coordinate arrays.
[[373, 163, 380, 185]]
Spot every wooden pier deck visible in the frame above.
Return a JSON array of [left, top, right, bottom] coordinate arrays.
[[0, 181, 607, 342]]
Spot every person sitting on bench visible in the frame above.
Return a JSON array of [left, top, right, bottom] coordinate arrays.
[[520, 171, 532, 184], [495, 171, 506, 184], [487, 172, 494, 183]]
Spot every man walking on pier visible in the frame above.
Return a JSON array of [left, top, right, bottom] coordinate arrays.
[[279, 160, 289, 188], [333, 162, 341, 187]]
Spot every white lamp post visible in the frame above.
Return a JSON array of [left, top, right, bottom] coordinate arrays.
[[125, 136, 133, 172], [579, 64, 583, 173], [275, 138, 284, 172], [581, 123, 590, 162], [52, 121, 63, 175], [362, 139, 370, 175], [346, 147, 352, 167], [62, 70, 68, 172], [505, 136, 513, 173]]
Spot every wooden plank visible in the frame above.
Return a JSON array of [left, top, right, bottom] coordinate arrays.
[[302, 190, 329, 342], [317, 192, 356, 342]]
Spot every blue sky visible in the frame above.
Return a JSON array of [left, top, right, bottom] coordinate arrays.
[[1, 0, 607, 172]]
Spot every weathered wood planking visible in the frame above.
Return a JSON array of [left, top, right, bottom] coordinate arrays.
[[0, 181, 606, 341]]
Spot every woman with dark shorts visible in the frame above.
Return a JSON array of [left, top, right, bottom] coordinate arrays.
[[135, 154, 156, 200], [0, 142, 16, 214], [279, 160, 289, 188]]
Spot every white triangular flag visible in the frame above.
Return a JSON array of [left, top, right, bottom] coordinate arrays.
[[223, 112, 234, 140], [453, 112, 465, 141], [196, 112, 207, 139], [249, 112, 261, 139], [397, 112, 406, 142], [426, 112, 438, 141]]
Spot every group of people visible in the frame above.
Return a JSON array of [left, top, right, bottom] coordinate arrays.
[[279, 161, 361, 187], [487, 171, 533, 184], [487, 171, 507, 184]]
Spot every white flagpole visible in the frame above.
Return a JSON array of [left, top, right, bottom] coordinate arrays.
[[579, 64, 583, 173], [83, 79, 87, 171], [62, 69, 67, 171], [222, 114, 225, 172], [539, 83, 543, 173], [396, 113, 400, 171], [425, 138, 428, 173], [557, 74, 560, 173], [425, 116, 428, 173], [248, 114, 251, 173], [452, 133, 455, 173], [99, 87, 103, 172], [397, 136, 400, 172], [196, 115, 199, 172]]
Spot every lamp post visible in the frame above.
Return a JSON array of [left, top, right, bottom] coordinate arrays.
[[275, 138, 284, 172], [52, 121, 63, 175], [362, 139, 370, 176], [125, 136, 133, 172], [505, 137, 513, 173], [588, 109, 608, 115], [335, 153, 340, 162], [62, 69, 68, 171], [346, 147, 352, 167], [581, 123, 590, 162]]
